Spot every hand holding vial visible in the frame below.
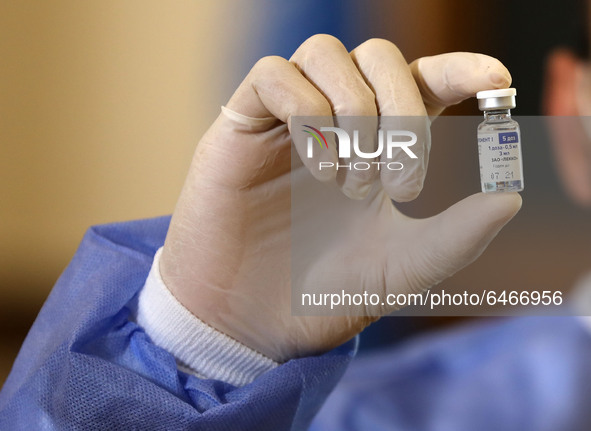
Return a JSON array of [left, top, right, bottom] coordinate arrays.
[[159, 37, 523, 362]]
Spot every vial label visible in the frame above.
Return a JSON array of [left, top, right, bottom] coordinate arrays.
[[478, 131, 524, 192]]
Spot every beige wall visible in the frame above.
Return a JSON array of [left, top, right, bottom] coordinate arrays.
[[0, 1, 248, 307]]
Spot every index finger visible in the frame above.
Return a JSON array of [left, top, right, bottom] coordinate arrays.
[[410, 53, 512, 117]]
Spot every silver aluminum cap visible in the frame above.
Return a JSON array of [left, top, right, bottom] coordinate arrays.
[[476, 88, 516, 111]]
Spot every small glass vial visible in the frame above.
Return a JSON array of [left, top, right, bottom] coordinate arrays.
[[476, 88, 524, 192]]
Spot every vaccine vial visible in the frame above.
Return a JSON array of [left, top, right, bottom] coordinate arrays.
[[476, 88, 524, 192]]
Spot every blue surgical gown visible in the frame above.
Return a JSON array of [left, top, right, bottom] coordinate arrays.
[[1, 216, 590, 430]]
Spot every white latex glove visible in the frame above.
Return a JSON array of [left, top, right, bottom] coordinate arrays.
[[160, 36, 521, 362]]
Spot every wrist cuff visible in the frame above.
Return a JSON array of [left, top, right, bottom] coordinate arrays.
[[136, 247, 278, 386]]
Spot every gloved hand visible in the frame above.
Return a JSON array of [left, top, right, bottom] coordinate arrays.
[[160, 35, 521, 362]]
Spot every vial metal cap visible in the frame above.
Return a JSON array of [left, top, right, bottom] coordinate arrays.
[[476, 88, 516, 111]]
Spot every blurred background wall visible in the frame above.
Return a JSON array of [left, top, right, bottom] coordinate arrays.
[[0, 0, 251, 385], [2, 0, 590, 385]]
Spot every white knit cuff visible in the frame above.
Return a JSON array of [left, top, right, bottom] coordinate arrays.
[[136, 247, 278, 386]]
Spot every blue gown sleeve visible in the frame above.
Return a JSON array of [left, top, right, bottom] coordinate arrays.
[[311, 315, 591, 431], [0, 216, 357, 430]]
